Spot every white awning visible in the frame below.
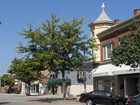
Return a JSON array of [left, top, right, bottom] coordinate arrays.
[[112, 64, 140, 75], [92, 64, 140, 77], [92, 64, 113, 77]]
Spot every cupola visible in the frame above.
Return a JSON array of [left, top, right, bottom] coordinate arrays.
[[94, 3, 113, 24]]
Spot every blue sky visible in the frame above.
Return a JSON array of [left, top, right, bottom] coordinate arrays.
[[0, 0, 140, 75]]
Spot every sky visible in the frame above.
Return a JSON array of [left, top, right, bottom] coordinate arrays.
[[0, 0, 140, 75]]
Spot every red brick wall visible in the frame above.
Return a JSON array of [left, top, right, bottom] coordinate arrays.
[[99, 26, 131, 63]]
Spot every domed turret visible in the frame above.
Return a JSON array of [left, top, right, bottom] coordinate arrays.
[[89, 3, 114, 63], [94, 3, 113, 23]]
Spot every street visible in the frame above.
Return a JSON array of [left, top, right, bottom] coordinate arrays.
[[0, 94, 83, 105]]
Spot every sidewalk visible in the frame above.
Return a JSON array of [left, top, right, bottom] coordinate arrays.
[[43, 100, 83, 105], [0, 93, 83, 105], [26, 94, 83, 105]]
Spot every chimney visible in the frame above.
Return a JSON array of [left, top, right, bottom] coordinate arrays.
[[133, 9, 140, 16], [114, 19, 120, 24]]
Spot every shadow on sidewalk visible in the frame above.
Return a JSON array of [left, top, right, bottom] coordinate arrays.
[[28, 97, 64, 103], [0, 102, 10, 105], [28, 97, 77, 104]]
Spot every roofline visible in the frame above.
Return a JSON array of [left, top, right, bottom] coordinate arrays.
[[88, 21, 114, 28], [97, 14, 140, 38]]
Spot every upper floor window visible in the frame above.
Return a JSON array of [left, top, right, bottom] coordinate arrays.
[[50, 72, 58, 79], [103, 44, 113, 60]]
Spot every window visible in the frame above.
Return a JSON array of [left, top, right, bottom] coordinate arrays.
[[103, 44, 113, 60], [91, 91, 104, 96], [77, 71, 86, 83], [104, 91, 111, 97], [50, 72, 58, 79], [77, 71, 84, 79]]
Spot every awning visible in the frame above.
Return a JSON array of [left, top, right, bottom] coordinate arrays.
[[92, 64, 140, 77], [48, 79, 71, 86], [112, 64, 140, 75], [92, 64, 113, 77]]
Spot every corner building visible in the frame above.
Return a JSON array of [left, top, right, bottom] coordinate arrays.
[[89, 3, 140, 97]]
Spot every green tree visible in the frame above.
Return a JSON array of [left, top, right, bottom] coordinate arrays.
[[0, 74, 14, 87], [18, 15, 93, 75], [9, 58, 41, 95], [10, 15, 93, 98], [112, 19, 140, 68]]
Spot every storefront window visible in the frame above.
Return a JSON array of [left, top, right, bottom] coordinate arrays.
[[104, 81, 112, 92], [97, 80, 104, 90]]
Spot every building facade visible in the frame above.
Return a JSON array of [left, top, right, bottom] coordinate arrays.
[[90, 3, 140, 97], [48, 63, 93, 98]]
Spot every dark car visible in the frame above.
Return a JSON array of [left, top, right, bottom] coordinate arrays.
[[79, 90, 126, 105], [127, 94, 140, 105]]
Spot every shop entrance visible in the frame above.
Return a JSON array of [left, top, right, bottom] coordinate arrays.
[[125, 77, 138, 96], [119, 78, 125, 97], [119, 75, 139, 97]]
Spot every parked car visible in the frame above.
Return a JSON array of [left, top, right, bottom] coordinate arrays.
[[79, 90, 126, 105], [127, 94, 140, 105]]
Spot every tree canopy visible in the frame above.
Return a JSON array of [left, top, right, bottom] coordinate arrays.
[[0, 74, 14, 87], [9, 58, 41, 84], [9, 15, 93, 80], [112, 19, 140, 68]]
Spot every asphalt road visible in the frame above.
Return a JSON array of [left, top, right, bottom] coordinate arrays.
[[0, 94, 84, 105]]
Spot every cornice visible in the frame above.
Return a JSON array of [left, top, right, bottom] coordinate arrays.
[[97, 14, 140, 38]]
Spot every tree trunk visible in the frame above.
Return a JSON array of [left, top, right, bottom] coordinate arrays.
[[26, 82, 31, 96], [61, 70, 66, 99], [84, 82, 86, 93], [83, 71, 86, 93]]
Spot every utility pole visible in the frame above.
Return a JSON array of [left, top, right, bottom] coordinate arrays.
[[83, 69, 86, 93]]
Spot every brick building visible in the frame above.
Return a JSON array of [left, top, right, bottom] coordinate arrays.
[[89, 3, 140, 97]]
